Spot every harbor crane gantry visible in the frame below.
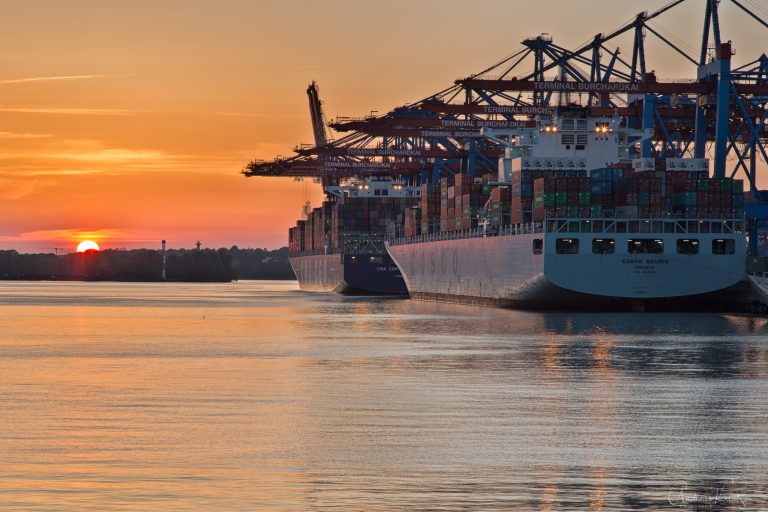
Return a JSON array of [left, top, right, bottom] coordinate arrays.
[[243, 0, 768, 252]]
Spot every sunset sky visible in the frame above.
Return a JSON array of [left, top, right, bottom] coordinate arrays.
[[1, 0, 766, 252]]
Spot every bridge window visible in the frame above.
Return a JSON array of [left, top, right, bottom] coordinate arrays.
[[592, 238, 615, 254], [677, 239, 699, 255], [712, 239, 735, 255], [555, 238, 579, 254], [628, 239, 664, 254], [532, 239, 543, 255]]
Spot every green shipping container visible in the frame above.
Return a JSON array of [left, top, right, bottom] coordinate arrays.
[[675, 192, 697, 206], [590, 205, 603, 218], [579, 192, 590, 205]]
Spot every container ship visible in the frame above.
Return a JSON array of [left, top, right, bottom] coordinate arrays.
[[386, 113, 748, 310], [288, 177, 418, 294], [242, 6, 767, 311]]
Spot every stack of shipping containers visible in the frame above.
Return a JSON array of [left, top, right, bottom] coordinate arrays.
[[391, 157, 745, 241], [529, 162, 743, 221], [289, 158, 747, 250], [289, 195, 417, 254], [420, 182, 440, 235]]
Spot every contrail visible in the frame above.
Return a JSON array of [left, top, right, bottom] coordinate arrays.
[[0, 74, 111, 85]]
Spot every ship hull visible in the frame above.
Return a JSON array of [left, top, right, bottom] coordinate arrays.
[[289, 252, 407, 295], [386, 226, 747, 310]]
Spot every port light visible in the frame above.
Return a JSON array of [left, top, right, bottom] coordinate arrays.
[[595, 122, 611, 134], [542, 124, 558, 133]]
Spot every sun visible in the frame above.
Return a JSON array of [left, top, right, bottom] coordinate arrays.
[[76, 240, 100, 253]]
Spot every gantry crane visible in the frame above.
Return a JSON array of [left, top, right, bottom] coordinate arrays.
[[243, 0, 768, 252]]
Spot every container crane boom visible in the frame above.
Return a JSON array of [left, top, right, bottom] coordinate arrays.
[[307, 82, 329, 147]]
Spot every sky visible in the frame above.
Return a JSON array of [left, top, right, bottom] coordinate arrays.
[[1, 0, 766, 253]]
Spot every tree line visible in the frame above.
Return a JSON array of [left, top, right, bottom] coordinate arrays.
[[0, 247, 295, 282]]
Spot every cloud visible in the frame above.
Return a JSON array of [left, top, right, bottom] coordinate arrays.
[[0, 228, 162, 244], [277, 64, 320, 71], [0, 145, 187, 170], [0, 106, 302, 118], [0, 131, 52, 139], [0, 74, 112, 85], [0, 135, 255, 176], [0, 168, 106, 177], [46, 148, 173, 163], [0, 106, 134, 116], [0, 177, 56, 200]]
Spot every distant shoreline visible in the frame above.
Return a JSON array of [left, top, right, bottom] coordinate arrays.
[[0, 247, 296, 282]]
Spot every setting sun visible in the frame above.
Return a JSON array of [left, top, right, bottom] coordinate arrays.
[[76, 240, 101, 253]]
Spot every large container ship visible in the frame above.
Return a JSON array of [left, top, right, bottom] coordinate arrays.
[[288, 177, 418, 294], [386, 114, 748, 310], [242, 7, 767, 311]]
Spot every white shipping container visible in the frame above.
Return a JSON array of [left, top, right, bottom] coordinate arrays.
[[632, 158, 656, 172], [693, 158, 710, 172], [666, 158, 681, 171], [498, 158, 513, 182]]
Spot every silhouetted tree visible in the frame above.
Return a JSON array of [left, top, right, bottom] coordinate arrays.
[[0, 247, 293, 281]]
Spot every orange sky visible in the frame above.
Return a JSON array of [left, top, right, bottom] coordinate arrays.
[[1, 0, 766, 252]]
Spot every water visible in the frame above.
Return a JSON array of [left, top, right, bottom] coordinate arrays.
[[1, 281, 768, 511]]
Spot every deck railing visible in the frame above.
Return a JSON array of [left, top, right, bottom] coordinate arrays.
[[388, 217, 745, 247]]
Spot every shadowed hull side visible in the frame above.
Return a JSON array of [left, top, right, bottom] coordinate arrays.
[[289, 253, 407, 295]]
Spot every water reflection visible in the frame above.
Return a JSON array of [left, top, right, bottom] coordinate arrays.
[[1, 281, 767, 510]]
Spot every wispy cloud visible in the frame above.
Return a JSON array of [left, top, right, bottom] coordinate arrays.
[[0, 106, 305, 118], [131, 109, 306, 118], [0, 168, 106, 177], [0, 131, 52, 139], [0, 145, 180, 166], [0, 106, 134, 116], [0, 74, 112, 85], [0, 136, 256, 176], [0, 177, 56, 200], [278, 64, 320, 71], [46, 148, 173, 163], [0, 228, 162, 245]]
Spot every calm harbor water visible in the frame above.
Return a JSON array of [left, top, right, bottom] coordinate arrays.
[[1, 280, 768, 511]]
